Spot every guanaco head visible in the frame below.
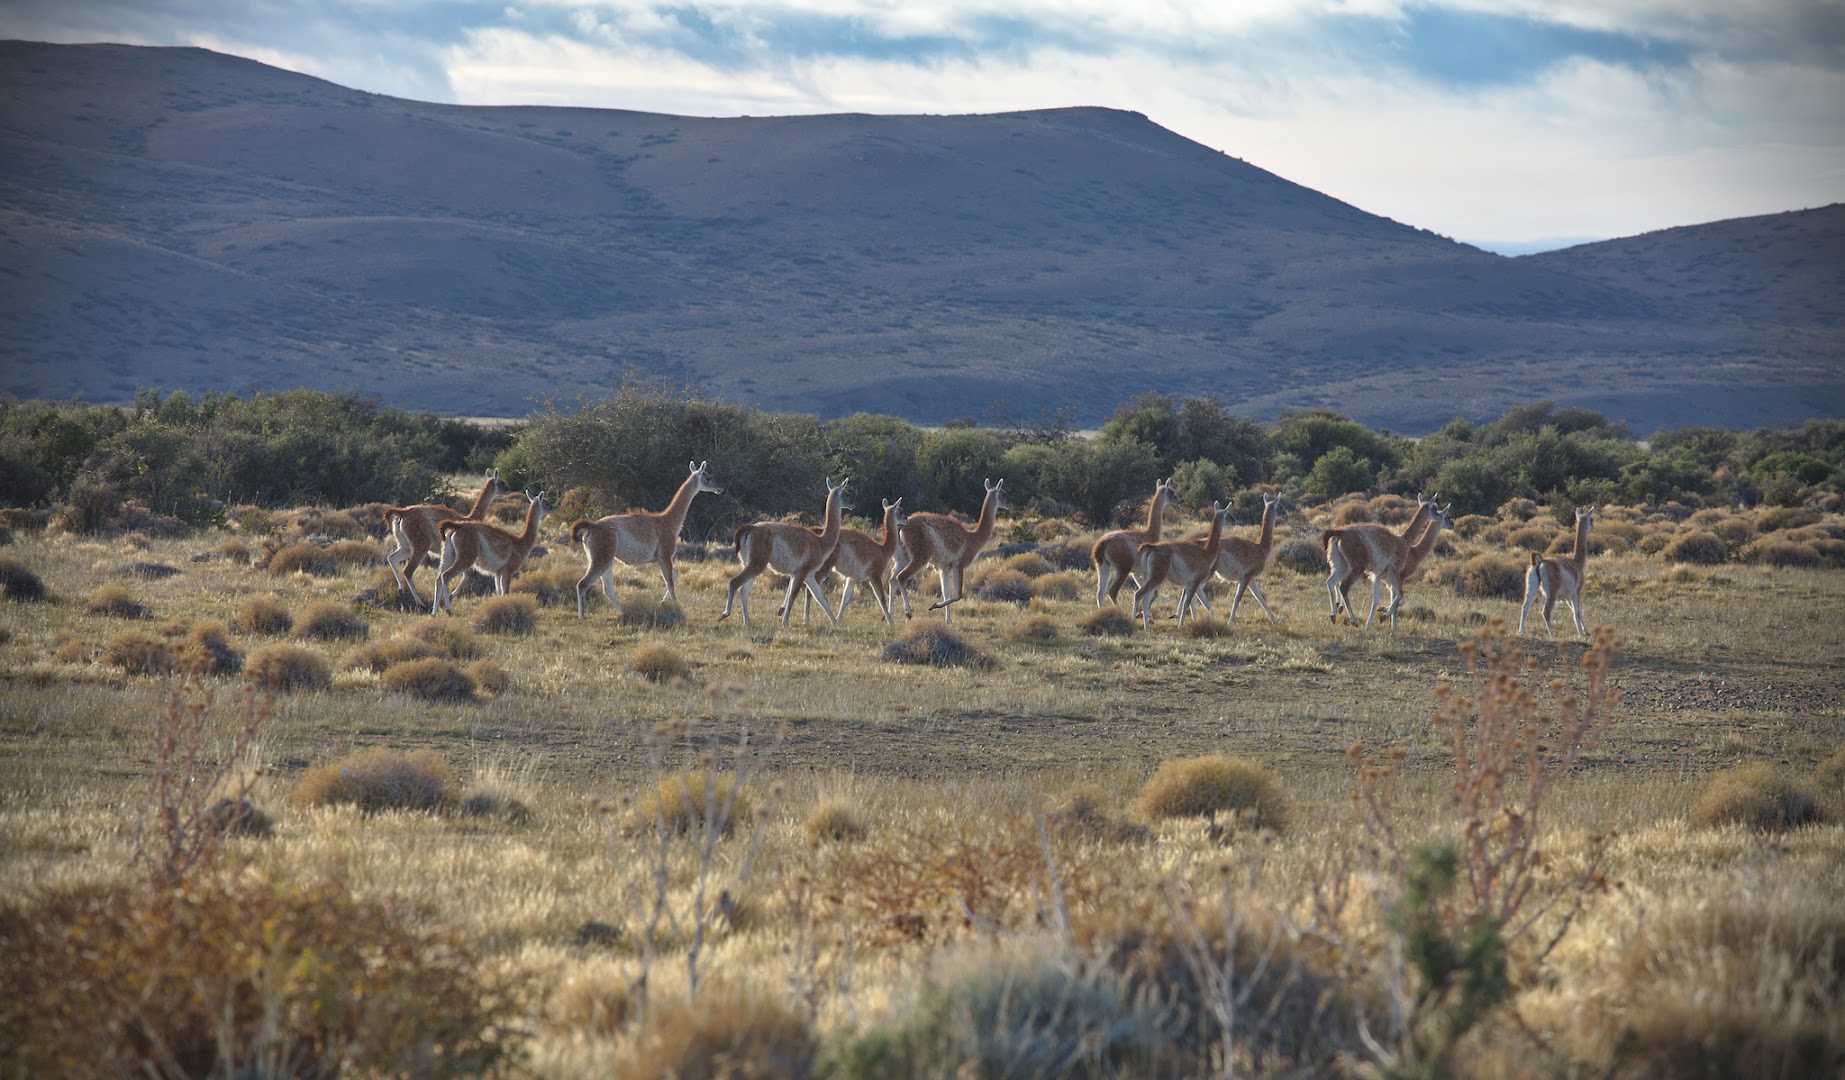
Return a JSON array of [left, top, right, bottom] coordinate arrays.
[[483, 467, 511, 500], [1576, 505, 1596, 529], [688, 460, 722, 495], [883, 497, 908, 529], [523, 487, 553, 525], [826, 477, 853, 515], [984, 477, 1008, 512]]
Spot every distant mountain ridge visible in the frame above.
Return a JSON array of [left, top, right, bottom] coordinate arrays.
[[1, 40, 1839, 432]]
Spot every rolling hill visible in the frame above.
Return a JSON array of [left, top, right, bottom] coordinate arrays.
[[1, 40, 1839, 432]]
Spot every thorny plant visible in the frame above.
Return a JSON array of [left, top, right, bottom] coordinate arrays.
[[623, 714, 783, 1020], [132, 668, 274, 888], [1308, 620, 1621, 1074]]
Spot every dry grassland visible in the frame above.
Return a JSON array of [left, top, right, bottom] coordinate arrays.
[[1, 496, 1841, 1076]]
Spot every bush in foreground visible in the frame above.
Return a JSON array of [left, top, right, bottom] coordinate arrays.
[[883, 620, 996, 669], [244, 644, 332, 693], [379, 658, 478, 703], [1690, 764, 1823, 832], [0, 875, 520, 1078], [1131, 755, 1289, 830], [294, 747, 457, 814]]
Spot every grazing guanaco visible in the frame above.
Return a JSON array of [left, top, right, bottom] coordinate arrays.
[[432, 488, 552, 615], [382, 469, 512, 606], [1131, 501, 1231, 630], [1520, 506, 1595, 637], [1319, 493, 1435, 624], [571, 461, 721, 619], [1091, 477, 1173, 607], [893, 478, 1007, 623], [720, 478, 850, 627], [1324, 502, 1452, 630]]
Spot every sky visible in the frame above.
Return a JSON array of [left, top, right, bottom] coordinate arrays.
[[5, 0, 1842, 252]]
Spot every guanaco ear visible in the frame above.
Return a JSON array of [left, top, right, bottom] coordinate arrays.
[[984, 478, 995, 491]]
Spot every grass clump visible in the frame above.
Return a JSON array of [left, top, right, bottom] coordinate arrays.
[[102, 630, 173, 676], [244, 644, 332, 693], [0, 875, 519, 1079], [883, 620, 997, 669], [1076, 606, 1136, 637], [624, 987, 816, 1080], [379, 658, 478, 703], [1001, 551, 1054, 577], [1663, 530, 1729, 565], [0, 556, 46, 601], [626, 770, 751, 835], [630, 643, 691, 684], [805, 796, 869, 843], [404, 619, 482, 659], [266, 542, 339, 577], [176, 620, 242, 675], [294, 600, 369, 642], [233, 594, 292, 636], [1044, 784, 1149, 843], [1008, 613, 1060, 642], [1456, 552, 1528, 600], [294, 747, 457, 813], [1178, 613, 1232, 639], [84, 584, 148, 619], [1131, 754, 1289, 830], [326, 539, 379, 568], [472, 594, 539, 635], [618, 595, 688, 629], [465, 659, 510, 696], [1818, 748, 1845, 785], [1741, 538, 1824, 568], [342, 635, 445, 673], [510, 565, 578, 607], [972, 567, 1034, 604], [1028, 570, 1085, 601], [1689, 764, 1823, 831]]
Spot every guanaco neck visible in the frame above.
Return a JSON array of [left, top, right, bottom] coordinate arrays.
[[1256, 499, 1277, 557], [659, 472, 704, 533], [969, 487, 1001, 548], [1202, 507, 1227, 564], [1403, 512, 1445, 571], [515, 500, 545, 546], [1400, 499, 1433, 541], [464, 478, 501, 520], [819, 486, 845, 546], [1143, 486, 1171, 541], [1569, 512, 1590, 571], [876, 504, 901, 556]]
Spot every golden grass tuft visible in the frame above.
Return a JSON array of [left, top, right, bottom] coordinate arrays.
[[630, 643, 691, 684], [970, 566, 1033, 604], [244, 644, 332, 692], [883, 620, 997, 669], [326, 539, 380, 567], [622, 987, 816, 1080], [1028, 570, 1086, 601], [0, 555, 47, 602], [294, 600, 369, 642], [342, 635, 445, 673], [403, 620, 482, 659], [1741, 538, 1824, 568], [176, 620, 242, 675], [472, 594, 539, 635], [1818, 748, 1845, 785], [1044, 784, 1149, 843], [1505, 524, 1556, 552], [1008, 613, 1060, 642], [1076, 606, 1136, 636], [233, 594, 293, 636], [1001, 551, 1054, 577], [617, 595, 687, 629], [1663, 530, 1729, 565], [84, 583, 148, 619], [266, 542, 339, 577], [1270, 537, 1324, 576], [805, 796, 869, 843], [509, 564, 578, 607], [1178, 613, 1232, 639], [101, 629, 173, 676], [552, 966, 631, 1035], [1131, 754, 1289, 830], [293, 747, 457, 813], [1689, 764, 1822, 831], [1329, 501, 1373, 527], [465, 658, 510, 696], [1456, 552, 1528, 600], [379, 658, 478, 703], [625, 770, 752, 835]]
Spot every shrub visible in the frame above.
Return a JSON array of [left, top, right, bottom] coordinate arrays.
[[1741, 539, 1824, 568], [379, 658, 478, 703], [294, 600, 369, 642], [1028, 570, 1085, 601], [266, 542, 339, 577], [1000, 551, 1054, 577], [1690, 765, 1822, 831], [84, 584, 148, 619], [472, 594, 538, 635], [1504, 524, 1555, 552], [231, 595, 290, 636], [554, 967, 631, 1035], [1818, 749, 1845, 785], [805, 796, 869, 843], [465, 659, 510, 696], [618, 594, 688, 629], [971, 567, 1033, 604], [510, 564, 577, 607], [1131, 755, 1289, 830], [1008, 614, 1059, 642], [102, 630, 173, 676], [1076, 607, 1136, 637], [327, 539, 379, 567], [630, 644, 691, 684], [0, 875, 520, 1078], [404, 619, 482, 659], [626, 770, 751, 835], [818, 946, 1167, 1080], [1456, 552, 1528, 600], [244, 644, 331, 692], [294, 747, 457, 813], [1329, 501, 1373, 526], [624, 987, 816, 1080], [0, 556, 45, 601], [1178, 614, 1232, 639], [1271, 537, 1325, 576], [1663, 531, 1729, 565], [1755, 505, 1820, 533], [177, 620, 242, 675], [883, 620, 996, 669], [342, 635, 445, 672], [200, 796, 275, 839], [123, 560, 179, 580]]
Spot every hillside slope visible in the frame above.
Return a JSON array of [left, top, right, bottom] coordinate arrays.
[[1, 41, 1839, 431]]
